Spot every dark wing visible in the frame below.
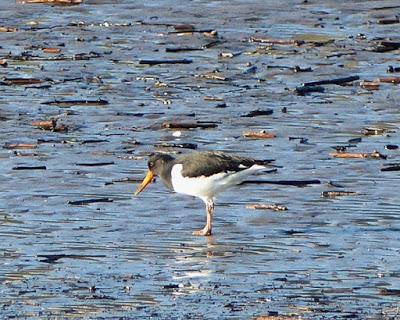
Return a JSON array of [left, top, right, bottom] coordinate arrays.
[[179, 151, 259, 178]]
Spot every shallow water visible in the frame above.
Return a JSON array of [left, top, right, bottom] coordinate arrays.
[[1, 0, 400, 319]]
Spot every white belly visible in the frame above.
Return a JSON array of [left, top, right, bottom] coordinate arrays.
[[170, 164, 265, 203]]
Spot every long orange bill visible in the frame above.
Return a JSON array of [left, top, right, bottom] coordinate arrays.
[[134, 170, 154, 196]]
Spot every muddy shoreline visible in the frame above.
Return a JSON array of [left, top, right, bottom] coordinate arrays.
[[1, 1, 400, 319]]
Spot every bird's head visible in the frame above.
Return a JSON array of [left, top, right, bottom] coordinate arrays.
[[134, 153, 174, 196]]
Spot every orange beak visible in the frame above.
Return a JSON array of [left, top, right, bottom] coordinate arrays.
[[134, 170, 154, 196]]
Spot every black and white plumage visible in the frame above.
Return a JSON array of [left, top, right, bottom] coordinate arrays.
[[135, 151, 267, 236]]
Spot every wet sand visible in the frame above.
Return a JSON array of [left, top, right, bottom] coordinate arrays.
[[1, 1, 400, 318]]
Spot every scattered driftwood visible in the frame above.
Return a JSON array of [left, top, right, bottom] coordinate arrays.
[[348, 137, 362, 144], [377, 17, 400, 25], [241, 109, 273, 117], [12, 165, 47, 170], [165, 47, 203, 53], [377, 77, 400, 84], [360, 80, 380, 90], [139, 59, 192, 66], [381, 164, 400, 172], [4, 143, 37, 149], [379, 288, 400, 296], [295, 85, 324, 95], [32, 119, 57, 130], [203, 96, 224, 102], [330, 150, 386, 159], [1, 78, 44, 85], [289, 136, 309, 144], [68, 198, 114, 205], [0, 27, 17, 32], [321, 191, 358, 198], [362, 127, 391, 136], [38, 253, 105, 264], [203, 30, 218, 38], [243, 131, 276, 139], [168, 24, 216, 35], [42, 47, 61, 54], [387, 66, 400, 73], [370, 41, 400, 52], [42, 99, 108, 107], [243, 179, 320, 187], [219, 52, 241, 58], [246, 203, 288, 211], [17, 0, 82, 5], [75, 162, 115, 167], [267, 65, 312, 72], [80, 139, 109, 144], [303, 76, 359, 86], [249, 36, 304, 46], [162, 122, 218, 129], [196, 71, 227, 81], [154, 143, 198, 150]]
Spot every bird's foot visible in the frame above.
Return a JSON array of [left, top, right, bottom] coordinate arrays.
[[192, 227, 212, 236]]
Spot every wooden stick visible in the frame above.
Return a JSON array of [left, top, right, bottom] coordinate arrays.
[[139, 59, 192, 66], [303, 75, 359, 86], [246, 203, 288, 211], [330, 150, 386, 159], [243, 131, 276, 139]]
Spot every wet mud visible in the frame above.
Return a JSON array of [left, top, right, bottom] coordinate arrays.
[[1, 0, 400, 319]]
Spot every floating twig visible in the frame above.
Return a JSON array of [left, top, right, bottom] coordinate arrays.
[[42, 47, 61, 54], [32, 119, 57, 130], [162, 122, 218, 129], [12, 165, 47, 170], [4, 143, 37, 149], [249, 36, 304, 46], [295, 85, 325, 95], [246, 203, 288, 211], [1, 78, 44, 85], [17, 0, 82, 5], [75, 162, 115, 167], [139, 59, 192, 66], [330, 150, 386, 159], [321, 191, 358, 198], [379, 288, 400, 296], [242, 130, 276, 139], [68, 198, 114, 205], [362, 127, 391, 136], [42, 99, 108, 107], [369, 41, 400, 52], [196, 71, 227, 81], [154, 143, 198, 150], [203, 96, 224, 102], [0, 26, 17, 32], [0, 59, 7, 67], [381, 164, 400, 172], [387, 66, 400, 73], [241, 109, 273, 117], [377, 77, 400, 84], [377, 17, 400, 25], [165, 47, 203, 52], [303, 75, 359, 86], [360, 80, 380, 90], [243, 179, 320, 187]]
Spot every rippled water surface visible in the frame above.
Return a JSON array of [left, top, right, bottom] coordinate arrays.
[[1, 0, 400, 319]]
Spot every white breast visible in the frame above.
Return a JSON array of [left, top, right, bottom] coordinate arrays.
[[170, 163, 265, 203]]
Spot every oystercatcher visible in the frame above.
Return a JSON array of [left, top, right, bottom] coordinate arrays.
[[134, 151, 267, 236]]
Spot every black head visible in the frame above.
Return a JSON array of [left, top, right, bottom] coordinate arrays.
[[148, 153, 175, 176]]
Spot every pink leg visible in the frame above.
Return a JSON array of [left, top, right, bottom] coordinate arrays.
[[192, 201, 214, 236]]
